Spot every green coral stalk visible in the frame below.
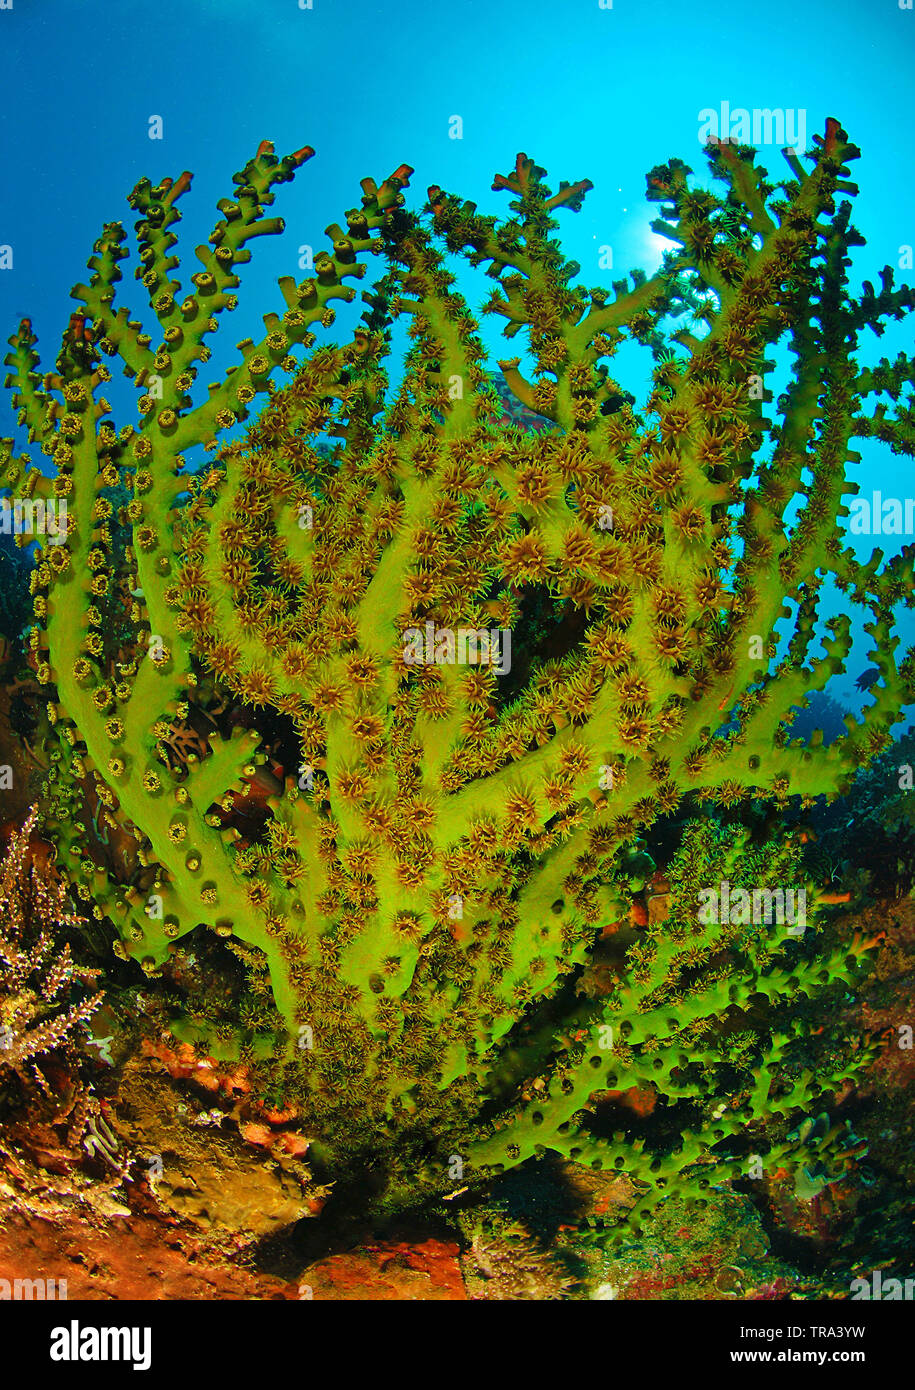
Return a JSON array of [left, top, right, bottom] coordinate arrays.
[[468, 819, 877, 1231], [1, 120, 910, 1213]]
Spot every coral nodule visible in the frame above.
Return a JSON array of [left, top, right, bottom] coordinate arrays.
[[2, 122, 912, 1221]]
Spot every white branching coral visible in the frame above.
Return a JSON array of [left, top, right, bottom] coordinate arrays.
[[0, 807, 103, 1077]]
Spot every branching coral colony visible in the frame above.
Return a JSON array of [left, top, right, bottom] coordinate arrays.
[[0, 808, 103, 1084], [2, 121, 914, 1223]]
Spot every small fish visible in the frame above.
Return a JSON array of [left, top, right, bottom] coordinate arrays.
[[854, 667, 880, 692]]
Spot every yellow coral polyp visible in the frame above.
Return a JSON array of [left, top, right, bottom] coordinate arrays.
[[1, 127, 908, 1226], [87, 689, 107, 722]]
